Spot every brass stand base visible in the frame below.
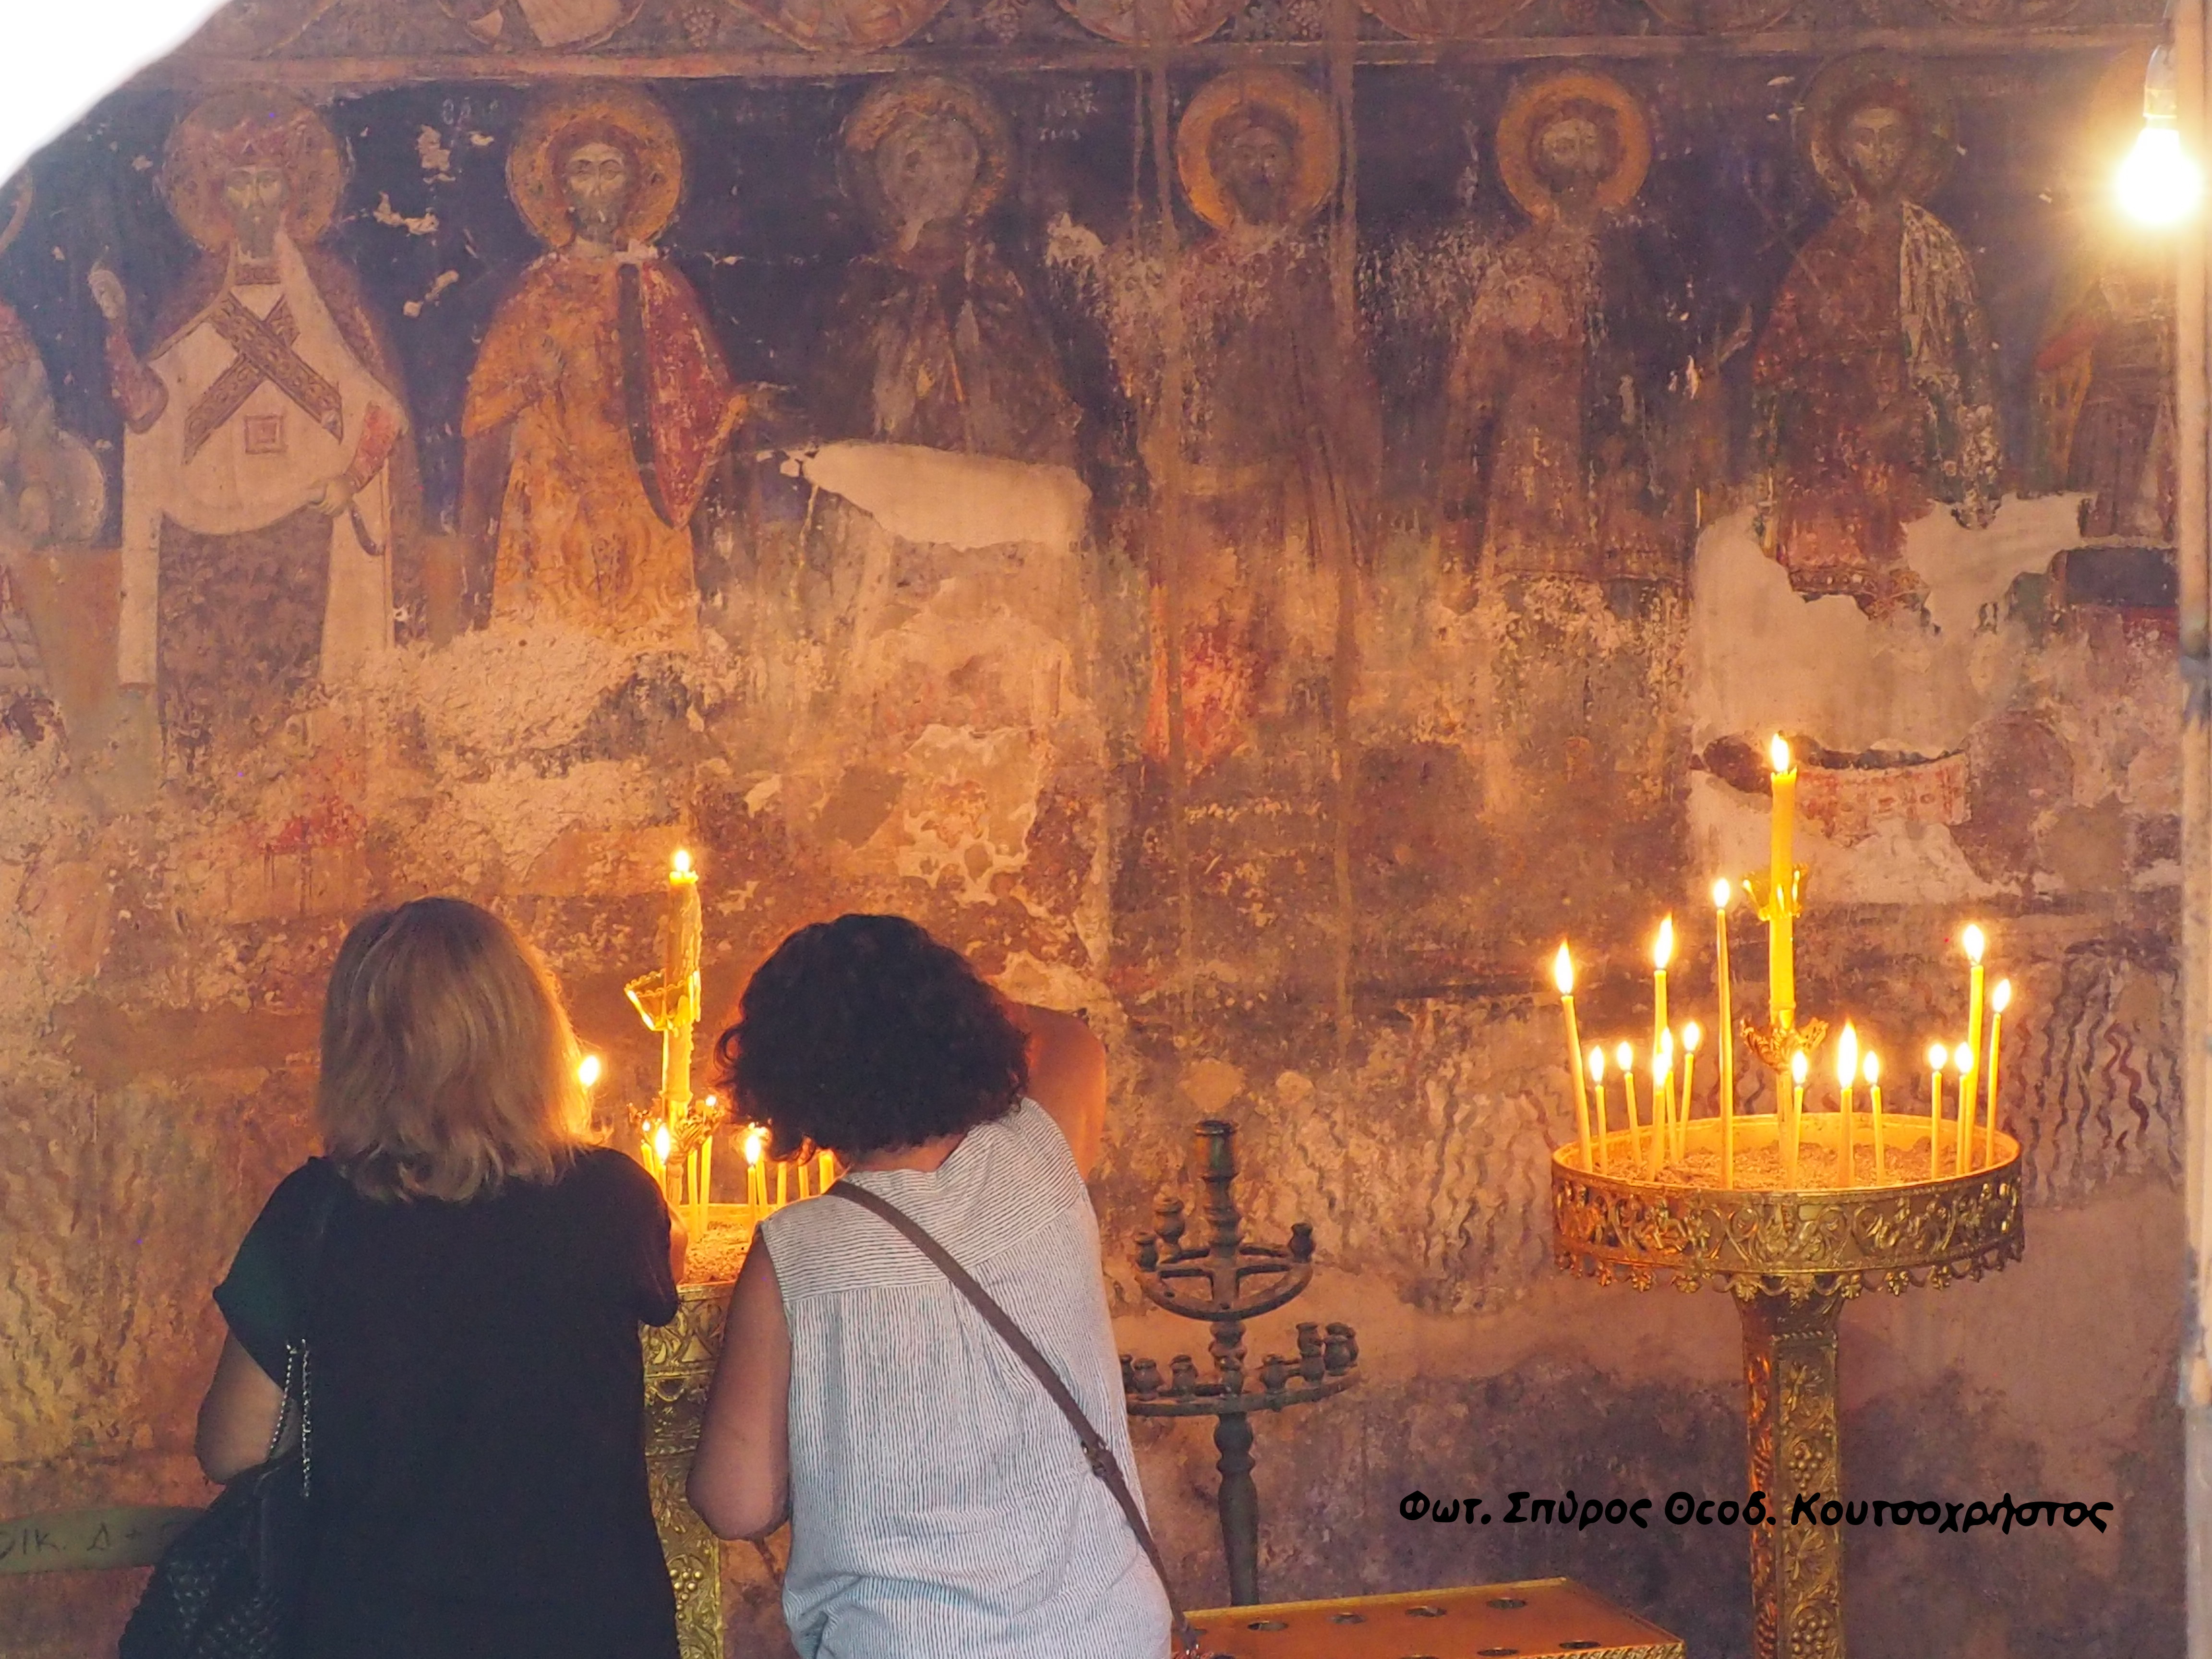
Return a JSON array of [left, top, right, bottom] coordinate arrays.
[[645, 1279, 736, 1659]]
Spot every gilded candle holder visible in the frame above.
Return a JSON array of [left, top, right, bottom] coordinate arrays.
[[1551, 1116, 2022, 1659]]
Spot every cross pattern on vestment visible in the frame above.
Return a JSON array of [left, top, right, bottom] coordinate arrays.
[[183, 293, 346, 463]]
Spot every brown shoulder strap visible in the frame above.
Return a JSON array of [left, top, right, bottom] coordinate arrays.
[[826, 1182, 1198, 1656]]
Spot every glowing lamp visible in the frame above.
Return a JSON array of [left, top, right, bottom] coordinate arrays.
[[2119, 46, 2200, 226]]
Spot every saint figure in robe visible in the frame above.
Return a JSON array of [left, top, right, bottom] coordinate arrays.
[[1441, 72, 1729, 591], [462, 87, 745, 645], [88, 91, 419, 754], [1752, 55, 2002, 616], [811, 76, 1078, 468], [1114, 69, 1380, 770], [2032, 239, 2175, 544]]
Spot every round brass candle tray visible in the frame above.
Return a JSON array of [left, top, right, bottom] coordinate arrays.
[[1552, 1118, 2021, 1659], [1552, 1116, 2023, 1296]]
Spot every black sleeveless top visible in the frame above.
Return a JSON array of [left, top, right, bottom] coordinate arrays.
[[215, 1148, 681, 1659]]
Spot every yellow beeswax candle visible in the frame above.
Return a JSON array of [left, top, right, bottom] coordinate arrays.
[[1588, 1047, 1610, 1171], [1713, 880, 1736, 1186], [1787, 1049, 1807, 1186], [1679, 1022, 1702, 1164], [1864, 1052, 1884, 1181], [1835, 1023, 1859, 1186], [1952, 1041, 1976, 1172], [1651, 916, 1674, 1082], [1984, 979, 2011, 1168], [1768, 737, 1798, 1030], [653, 1122, 673, 1203], [1926, 1043, 1948, 1177], [1648, 1041, 1672, 1177], [1961, 926, 1986, 1165], [1617, 1042, 1640, 1167], [819, 1150, 837, 1194], [1555, 945, 1592, 1169]]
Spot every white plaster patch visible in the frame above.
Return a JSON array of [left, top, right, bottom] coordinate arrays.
[[794, 443, 1091, 551], [1687, 770, 2000, 906]]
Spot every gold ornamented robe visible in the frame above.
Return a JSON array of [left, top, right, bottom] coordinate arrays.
[[463, 249, 744, 645]]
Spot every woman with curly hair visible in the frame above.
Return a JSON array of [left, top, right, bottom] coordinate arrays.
[[687, 914, 1169, 1658]]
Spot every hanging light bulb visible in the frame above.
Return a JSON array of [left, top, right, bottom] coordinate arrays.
[[2119, 43, 2201, 226]]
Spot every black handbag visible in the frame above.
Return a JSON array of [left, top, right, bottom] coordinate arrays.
[[120, 1180, 340, 1659]]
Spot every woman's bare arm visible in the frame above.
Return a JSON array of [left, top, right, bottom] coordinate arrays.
[[687, 1234, 792, 1540], [195, 1336, 286, 1483], [1003, 1001, 1107, 1177]]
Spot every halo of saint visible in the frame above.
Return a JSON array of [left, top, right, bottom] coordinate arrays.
[[506, 84, 686, 249], [1799, 50, 1958, 206], [1354, 0, 1536, 40], [717, 0, 950, 51], [159, 87, 348, 252], [1495, 69, 1653, 221], [839, 75, 1013, 231], [1053, 0, 1241, 44], [1175, 69, 1341, 234]]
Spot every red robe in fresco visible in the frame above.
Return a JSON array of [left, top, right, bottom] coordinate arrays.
[[463, 248, 744, 645]]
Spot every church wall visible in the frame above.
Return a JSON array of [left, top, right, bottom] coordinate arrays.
[[0, 1, 2187, 1654]]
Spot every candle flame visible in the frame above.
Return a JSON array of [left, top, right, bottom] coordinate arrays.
[[1862, 1052, 1880, 1087], [577, 1054, 601, 1089], [1653, 916, 1674, 970], [673, 848, 694, 877], [1682, 1021, 1702, 1053], [1952, 1042, 1975, 1076], [1614, 1041, 1634, 1072], [1927, 1042, 1950, 1072], [1712, 877, 1731, 910], [1961, 923, 1985, 965], [1769, 734, 1792, 774], [743, 1126, 766, 1165], [1790, 1050, 1808, 1085], [1992, 978, 2013, 1013], [1652, 1044, 1671, 1082], [1836, 1023, 1859, 1088], [1587, 1046, 1606, 1082], [653, 1124, 672, 1162], [1552, 943, 1575, 997], [1658, 1028, 1674, 1058]]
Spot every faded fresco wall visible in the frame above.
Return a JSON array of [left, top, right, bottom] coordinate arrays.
[[0, 0, 2188, 1652]]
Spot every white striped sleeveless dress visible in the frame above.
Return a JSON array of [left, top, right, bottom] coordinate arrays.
[[757, 1098, 1171, 1659]]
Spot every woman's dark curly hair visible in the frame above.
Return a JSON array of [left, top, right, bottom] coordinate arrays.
[[713, 914, 1029, 1159]]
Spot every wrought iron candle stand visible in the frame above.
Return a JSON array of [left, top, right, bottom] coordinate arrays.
[[1124, 1118, 1359, 1607], [1551, 1114, 2022, 1659]]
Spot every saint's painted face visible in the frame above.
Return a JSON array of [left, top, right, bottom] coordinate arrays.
[[221, 164, 290, 255], [562, 140, 634, 245], [1838, 103, 1913, 200], [876, 111, 981, 231], [1211, 113, 1297, 228], [1531, 110, 1610, 196]]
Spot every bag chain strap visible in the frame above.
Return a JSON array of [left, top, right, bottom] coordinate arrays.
[[825, 1182, 1204, 1659]]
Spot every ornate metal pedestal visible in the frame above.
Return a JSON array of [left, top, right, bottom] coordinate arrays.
[[1551, 1118, 2022, 1659], [645, 1275, 736, 1659], [1125, 1119, 1358, 1606]]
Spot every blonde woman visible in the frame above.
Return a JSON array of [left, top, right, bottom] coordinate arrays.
[[192, 897, 685, 1659]]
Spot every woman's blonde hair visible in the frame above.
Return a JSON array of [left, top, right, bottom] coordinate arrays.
[[317, 897, 587, 1202]]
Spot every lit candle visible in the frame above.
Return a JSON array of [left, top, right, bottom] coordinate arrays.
[[1926, 1043, 1948, 1177], [578, 1053, 602, 1093], [1588, 1046, 1610, 1171], [1952, 1041, 1976, 1172], [1864, 1052, 1884, 1181], [1679, 1022, 1702, 1164], [1984, 979, 2012, 1168], [1961, 926, 1986, 1164], [653, 1122, 673, 1203], [1555, 945, 1592, 1170], [1787, 1050, 1807, 1185], [663, 849, 704, 1119], [745, 1125, 768, 1216], [1713, 879, 1735, 1187], [1651, 915, 1674, 1074], [1835, 1022, 1859, 1187], [819, 1149, 837, 1194], [1648, 1040, 1672, 1177], [1768, 736, 1798, 1031], [1617, 1042, 1640, 1167]]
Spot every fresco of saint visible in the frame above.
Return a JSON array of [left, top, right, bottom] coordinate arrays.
[[462, 87, 745, 645], [1751, 54, 2002, 616], [1440, 72, 1725, 590], [1118, 68, 1380, 771], [2032, 238, 2174, 545], [89, 91, 419, 751], [812, 77, 1078, 467]]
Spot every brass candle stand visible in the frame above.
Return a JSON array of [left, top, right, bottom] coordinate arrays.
[[1125, 1119, 1359, 1607], [645, 1277, 736, 1659], [1551, 1113, 2022, 1659]]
